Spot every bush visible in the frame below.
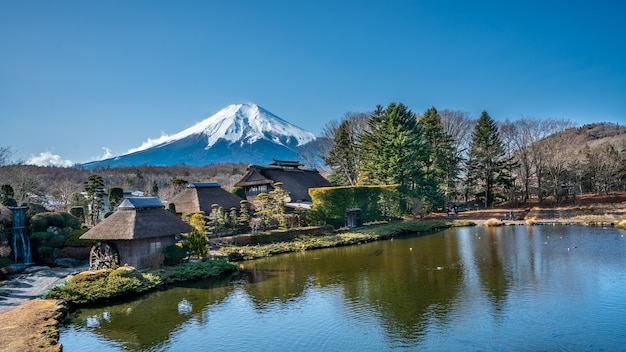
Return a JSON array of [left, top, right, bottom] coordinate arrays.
[[143, 253, 164, 270], [163, 245, 187, 266], [64, 229, 95, 247], [30, 212, 80, 232], [31, 231, 52, 243], [37, 246, 55, 265], [48, 234, 66, 248], [0, 257, 12, 268], [231, 186, 247, 199], [46, 260, 237, 305], [57, 247, 90, 260], [69, 207, 85, 224]]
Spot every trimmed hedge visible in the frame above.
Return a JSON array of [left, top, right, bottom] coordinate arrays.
[[30, 212, 81, 232], [308, 185, 405, 228]]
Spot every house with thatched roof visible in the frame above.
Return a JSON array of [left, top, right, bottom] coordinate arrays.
[[80, 197, 193, 270], [168, 182, 244, 216], [234, 159, 331, 208]]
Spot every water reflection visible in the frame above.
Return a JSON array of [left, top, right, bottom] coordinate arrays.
[[62, 226, 626, 351]]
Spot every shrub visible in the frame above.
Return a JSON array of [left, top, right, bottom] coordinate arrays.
[[31, 231, 52, 243], [37, 246, 55, 265], [0, 257, 12, 268], [57, 246, 90, 260], [163, 245, 187, 266], [484, 218, 503, 227], [69, 207, 85, 224], [64, 229, 94, 247], [143, 253, 164, 270], [231, 186, 247, 199], [48, 234, 66, 248], [30, 212, 80, 232]]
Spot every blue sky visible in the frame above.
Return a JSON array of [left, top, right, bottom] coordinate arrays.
[[1, 1, 625, 166]]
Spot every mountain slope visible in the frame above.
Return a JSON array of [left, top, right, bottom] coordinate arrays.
[[82, 104, 319, 168]]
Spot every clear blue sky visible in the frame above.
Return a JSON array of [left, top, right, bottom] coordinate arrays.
[[1, 0, 625, 166]]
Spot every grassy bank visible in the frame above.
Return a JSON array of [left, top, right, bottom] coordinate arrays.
[[219, 219, 474, 261], [44, 260, 236, 306]]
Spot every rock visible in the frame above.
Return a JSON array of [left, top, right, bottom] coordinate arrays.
[[24, 265, 50, 274]]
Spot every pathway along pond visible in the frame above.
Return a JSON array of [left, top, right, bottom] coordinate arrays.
[[60, 225, 626, 351]]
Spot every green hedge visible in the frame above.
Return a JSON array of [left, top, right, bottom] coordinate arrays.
[[30, 212, 81, 232], [308, 185, 406, 228], [64, 229, 95, 247]]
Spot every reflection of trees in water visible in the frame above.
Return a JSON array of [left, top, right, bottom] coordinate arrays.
[[66, 274, 235, 351], [239, 235, 466, 344], [475, 227, 511, 314]]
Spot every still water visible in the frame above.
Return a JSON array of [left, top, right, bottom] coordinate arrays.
[[60, 225, 626, 351]]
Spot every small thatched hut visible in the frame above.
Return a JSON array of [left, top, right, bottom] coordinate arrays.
[[168, 182, 244, 215], [234, 159, 331, 203], [81, 197, 193, 269]]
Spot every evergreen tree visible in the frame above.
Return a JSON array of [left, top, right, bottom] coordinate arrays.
[[418, 107, 460, 207], [466, 111, 517, 207], [83, 174, 105, 226], [359, 103, 429, 202], [186, 213, 208, 258], [323, 118, 361, 185]]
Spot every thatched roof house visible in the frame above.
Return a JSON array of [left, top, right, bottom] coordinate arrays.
[[81, 197, 193, 269], [168, 182, 244, 215], [234, 159, 331, 204]]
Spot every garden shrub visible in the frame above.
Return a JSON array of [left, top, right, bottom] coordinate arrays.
[[48, 234, 66, 248], [31, 231, 52, 243], [57, 246, 90, 260], [69, 207, 85, 224], [163, 245, 187, 266], [64, 229, 94, 247], [30, 212, 80, 232], [0, 257, 12, 268], [37, 246, 55, 265], [143, 253, 165, 270]]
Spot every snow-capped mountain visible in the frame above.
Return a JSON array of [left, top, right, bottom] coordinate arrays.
[[81, 103, 320, 168]]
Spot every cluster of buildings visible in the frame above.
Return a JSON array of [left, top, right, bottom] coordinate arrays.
[[81, 160, 331, 269]]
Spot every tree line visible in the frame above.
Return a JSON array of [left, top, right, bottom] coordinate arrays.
[[320, 102, 626, 211]]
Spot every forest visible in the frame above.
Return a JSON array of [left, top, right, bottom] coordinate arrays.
[[1, 103, 625, 215]]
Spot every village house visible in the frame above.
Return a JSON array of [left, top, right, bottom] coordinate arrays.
[[80, 197, 193, 270], [167, 182, 245, 216], [234, 159, 331, 209]]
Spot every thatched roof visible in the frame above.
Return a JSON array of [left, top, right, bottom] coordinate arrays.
[[168, 182, 244, 214], [81, 197, 193, 241], [234, 162, 331, 202], [0, 204, 13, 226]]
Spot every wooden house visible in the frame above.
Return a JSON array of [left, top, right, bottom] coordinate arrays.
[[80, 197, 193, 270], [234, 159, 331, 208], [168, 182, 245, 215]]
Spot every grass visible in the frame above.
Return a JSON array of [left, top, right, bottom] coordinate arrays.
[[44, 260, 236, 306], [219, 219, 474, 261]]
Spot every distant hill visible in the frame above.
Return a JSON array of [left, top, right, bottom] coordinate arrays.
[[81, 104, 321, 169], [539, 122, 626, 152]]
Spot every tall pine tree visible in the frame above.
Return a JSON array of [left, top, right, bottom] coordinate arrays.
[[466, 111, 517, 207], [418, 107, 460, 207], [359, 103, 430, 203]]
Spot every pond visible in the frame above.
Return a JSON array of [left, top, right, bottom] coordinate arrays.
[[60, 225, 626, 351]]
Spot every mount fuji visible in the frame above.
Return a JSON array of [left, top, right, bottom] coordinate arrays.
[[81, 104, 321, 168]]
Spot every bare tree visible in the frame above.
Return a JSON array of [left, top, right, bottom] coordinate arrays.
[[0, 146, 15, 166], [439, 110, 475, 161]]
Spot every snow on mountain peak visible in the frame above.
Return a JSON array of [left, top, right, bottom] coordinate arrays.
[[126, 103, 316, 155]]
